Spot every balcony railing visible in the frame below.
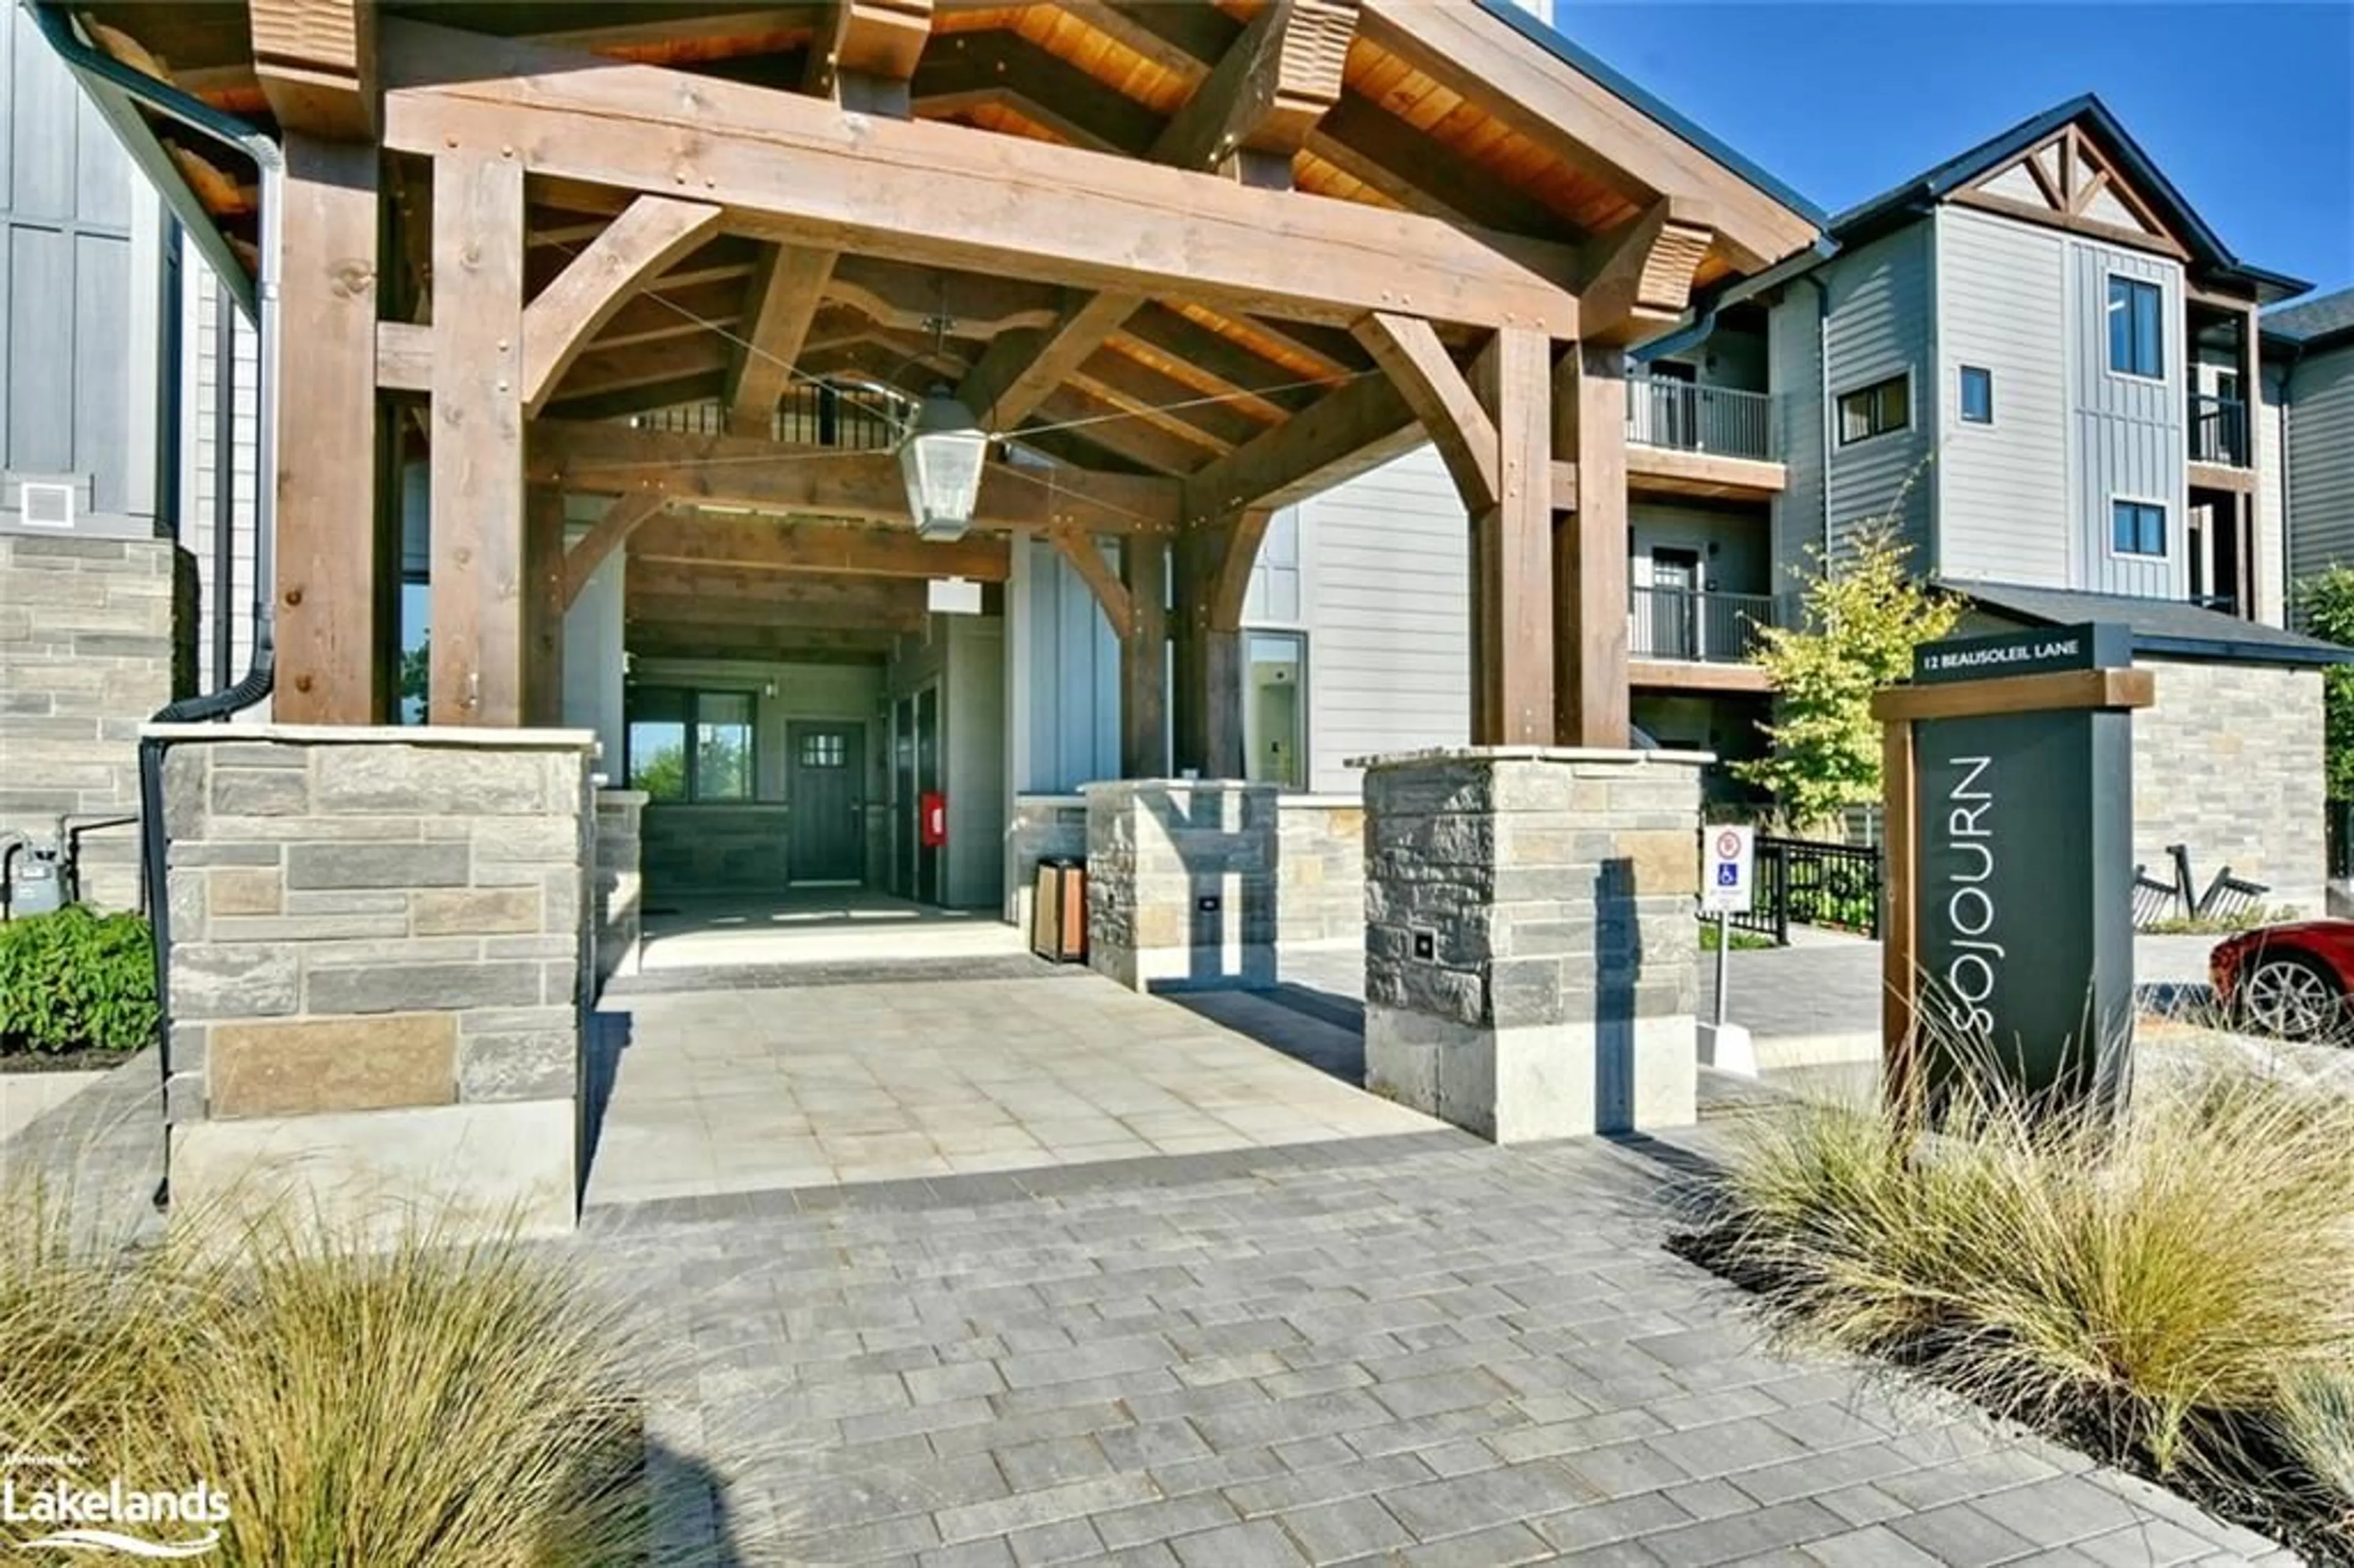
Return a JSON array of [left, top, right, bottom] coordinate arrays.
[[1629, 585, 1780, 664], [2188, 394, 2249, 467], [1625, 376, 1773, 461]]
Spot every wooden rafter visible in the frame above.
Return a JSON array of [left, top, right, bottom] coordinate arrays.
[[1183, 371, 1418, 516], [520, 195, 722, 414], [913, 32, 1160, 156], [1577, 198, 1717, 347], [249, 0, 378, 139], [627, 590, 930, 633], [728, 243, 839, 436], [1149, 0, 1357, 179], [379, 21, 1584, 334], [560, 489, 668, 609], [628, 514, 1013, 580], [958, 289, 1145, 433], [530, 421, 1179, 535], [806, 0, 934, 107]]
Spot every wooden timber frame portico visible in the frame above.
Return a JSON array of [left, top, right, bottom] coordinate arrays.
[[64, 0, 1819, 762]]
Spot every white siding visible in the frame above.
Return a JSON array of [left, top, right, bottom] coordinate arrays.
[[2287, 343, 2354, 589], [943, 614, 1005, 908], [1294, 446, 1469, 793], [2066, 239, 2187, 599], [1933, 206, 2069, 585], [2258, 359, 2288, 624], [179, 248, 262, 702], [1821, 224, 1935, 565]]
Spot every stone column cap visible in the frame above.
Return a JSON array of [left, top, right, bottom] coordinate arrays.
[[144, 722, 598, 752], [1352, 745, 1716, 770], [1080, 777, 1283, 796], [596, 787, 652, 805]]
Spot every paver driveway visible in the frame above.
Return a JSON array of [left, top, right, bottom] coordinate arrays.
[[579, 1099, 2286, 1566]]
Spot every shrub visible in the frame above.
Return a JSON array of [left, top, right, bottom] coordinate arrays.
[[1687, 1051, 2354, 1558], [0, 1184, 695, 1566], [0, 905, 159, 1055]]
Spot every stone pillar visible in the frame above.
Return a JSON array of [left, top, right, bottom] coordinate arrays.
[[1361, 747, 1705, 1141], [153, 725, 595, 1237], [1084, 780, 1278, 991], [0, 534, 194, 910], [593, 788, 645, 986]]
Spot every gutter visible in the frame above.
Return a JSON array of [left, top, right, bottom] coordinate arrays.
[[29, 2, 283, 1183]]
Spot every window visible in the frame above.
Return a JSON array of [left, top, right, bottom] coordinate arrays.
[[627, 687, 756, 801], [798, 732, 847, 769], [1837, 374, 1910, 444], [1959, 366, 1994, 425], [2106, 276, 2164, 378], [1242, 631, 1307, 790], [2111, 499, 2167, 558]]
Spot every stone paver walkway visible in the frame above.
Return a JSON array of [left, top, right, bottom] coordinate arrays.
[[581, 1122, 2288, 1567], [584, 973, 1439, 1209]]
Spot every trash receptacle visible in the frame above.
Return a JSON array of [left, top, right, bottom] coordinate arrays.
[[1030, 857, 1087, 964]]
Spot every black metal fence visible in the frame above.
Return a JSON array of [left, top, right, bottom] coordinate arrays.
[[1726, 835, 1886, 945], [2188, 394, 2249, 467], [2332, 801, 2354, 881]]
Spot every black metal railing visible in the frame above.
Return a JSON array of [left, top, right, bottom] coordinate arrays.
[[1629, 585, 1778, 663], [632, 383, 905, 449], [2188, 394, 2249, 466], [1625, 376, 1773, 460], [2331, 801, 2354, 882], [1727, 835, 1886, 944]]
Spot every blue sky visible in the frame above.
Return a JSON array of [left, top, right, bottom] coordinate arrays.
[[1560, 3, 2354, 297]]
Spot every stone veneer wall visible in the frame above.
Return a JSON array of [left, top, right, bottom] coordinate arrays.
[[2132, 658, 2326, 916], [1084, 780, 1278, 991], [0, 533, 194, 909], [1362, 748, 1704, 1142], [1007, 794, 1087, 936], [1277, 796, 1365, 946], [155, 726, 596, 1237], [593, 789, 645, 986]]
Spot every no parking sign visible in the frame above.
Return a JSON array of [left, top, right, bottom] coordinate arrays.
[[1701, 826, 1754, 915]]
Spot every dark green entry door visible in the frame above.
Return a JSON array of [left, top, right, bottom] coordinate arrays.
[[788, 721, 864, 885]]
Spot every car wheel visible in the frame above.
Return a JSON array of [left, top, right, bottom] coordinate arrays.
[[2237, 953, 2345, 1042]]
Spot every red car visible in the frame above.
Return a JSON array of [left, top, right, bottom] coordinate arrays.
[[2211, 920, 2354, 1042]]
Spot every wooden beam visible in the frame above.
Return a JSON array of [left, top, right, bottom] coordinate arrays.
[[375, 319, 432, 393], [430, 151, 529, 725], [629, 563, 933, 609], [629, 514, 1013, 580], [1868, 667, 2155, 725], [1354, 313, 1499, 512], [1306, 94, 1562, 235], [275, 134, 385, 723], [627, 592, 929, 633], [1183, 371, 1418, 514], [806, 0, 934, 105], [1050, 530, 1135, 640], [531, 422, 1178, 535], [520, 196, 722, 415], [249, 0, 377, 139], [824, 253, 1062, 337], [1463, 326, 1553, 745], [1121, 536, 1170, 777], [1579, 198, 1717, 348], [913, 32, 1160, 157], [628, 625, 899, 663], [959, 289, 1145, 432], [1149, 0, 1357, 177], [560, 490, 668, 609], [1355, 0, 1815, 273], [379, 21, 1583, 334], [1557, 343, 1630, 747], [727, 243, 839, 436]]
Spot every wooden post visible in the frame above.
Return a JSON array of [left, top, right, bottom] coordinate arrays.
[[523, 485, 566, 726], [275, 133, 386, 723], [428, 151, 527, 725], [1470, 326, 1553, 745], [1556, 342, 1630, 747], [1880, 716, 1919, 1109], [1172, 506, 1265, 778], [1120, 535, 1170, 777]]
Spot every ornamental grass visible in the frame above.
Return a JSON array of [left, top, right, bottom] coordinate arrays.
[[0, 1179, 706, 1566], [1685, 1045, 2354, 1562]]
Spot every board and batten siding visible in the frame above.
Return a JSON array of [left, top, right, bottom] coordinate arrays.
[[1933, 206, 2069, 585], [1, 4, 166, 536], [1286, 446, 1470, 794], [2065, 239, 2186, 599], [1820, 224, 1934, 567], [2285, 342, 2354, 590], [1015, 533, 1119, 793]]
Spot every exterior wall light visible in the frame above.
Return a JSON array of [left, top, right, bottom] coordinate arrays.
[[898, 387, 989, 542]]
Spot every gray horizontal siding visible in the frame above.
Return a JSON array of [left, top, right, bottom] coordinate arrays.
[[1767, 291, 1824, 584], [1822, 224, 1933, 566], [1935, 206, 2069, 585], [1297, 446, 1469, 793], [2287, 343, 2354, 590]]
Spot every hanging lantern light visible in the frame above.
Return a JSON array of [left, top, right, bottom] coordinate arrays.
[[897, 386, 989, 542]]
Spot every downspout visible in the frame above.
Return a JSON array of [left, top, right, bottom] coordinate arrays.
[[31, 4, 283, 1173]]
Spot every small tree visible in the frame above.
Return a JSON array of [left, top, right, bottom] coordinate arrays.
[[2295, 565, 2354, 803], [1733, 525, 1960, 831]]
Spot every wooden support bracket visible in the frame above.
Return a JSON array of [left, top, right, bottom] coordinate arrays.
[[1354, 311, 1499, 511], [521, 196, 722, 415], [1578, 198, 1717, 348], [1050, 528, 1136, 640], [560, 489, 668, 609]]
